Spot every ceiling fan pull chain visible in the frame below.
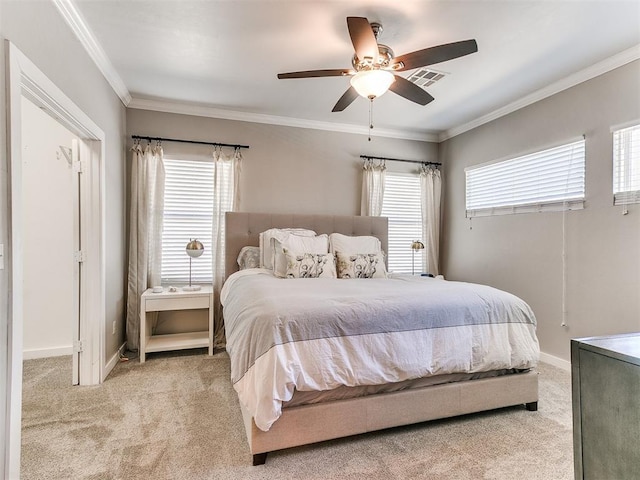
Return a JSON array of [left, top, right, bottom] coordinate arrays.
[[368, 97, 374, 142]]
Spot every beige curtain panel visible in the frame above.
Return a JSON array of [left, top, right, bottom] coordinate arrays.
[[360, 159, 386, 216], [420, 165, 442, 276], [211, 147, 242, 347], [125, 142, 165, 351]]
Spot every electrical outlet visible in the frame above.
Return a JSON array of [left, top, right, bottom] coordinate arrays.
[[112, 320, 116, 335]]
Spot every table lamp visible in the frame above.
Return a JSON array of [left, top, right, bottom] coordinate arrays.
[[183, 239, 204, 291], [411, 240, 425, 276]]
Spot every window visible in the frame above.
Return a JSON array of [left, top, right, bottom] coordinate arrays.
[[381, 172, 422, 274], [161, 158, 214, 284], [613, 123, 640, 206], [465, 139, 586, 217]]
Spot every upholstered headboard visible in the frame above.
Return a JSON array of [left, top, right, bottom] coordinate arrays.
[[225, 212, 388, 279]]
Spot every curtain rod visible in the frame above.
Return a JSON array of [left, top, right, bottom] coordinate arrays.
[[360, 155, 441, 167], [132, 135, 249, 150]]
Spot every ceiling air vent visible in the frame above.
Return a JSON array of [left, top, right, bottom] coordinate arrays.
[[408, 69, 447, 89]]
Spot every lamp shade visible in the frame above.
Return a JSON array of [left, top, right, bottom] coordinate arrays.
[[350, 70, 395, 99], [186, 239, 204, 258], [411, 240, 425, 250]]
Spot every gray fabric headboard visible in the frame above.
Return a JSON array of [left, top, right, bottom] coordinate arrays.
[[225, 212, 388, 279]]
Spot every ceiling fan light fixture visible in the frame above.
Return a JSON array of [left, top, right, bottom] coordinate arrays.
[[350, 69, 395, 99], [277, 17, 477, 112]]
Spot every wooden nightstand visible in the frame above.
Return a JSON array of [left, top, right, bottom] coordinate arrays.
[[139, 286, 214, 363]]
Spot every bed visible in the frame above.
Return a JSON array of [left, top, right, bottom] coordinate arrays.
[[223, 212, 539, 465]]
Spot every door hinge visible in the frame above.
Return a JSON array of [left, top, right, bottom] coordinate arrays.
[[74, 250, 86, 263], [73, 340, 83, 353], [72, 159, 85, 173]]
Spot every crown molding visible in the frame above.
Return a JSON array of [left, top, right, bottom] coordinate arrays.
[[440, 44, 640, 142], [128, 97, 440, 143], [52, 0, 131, 106]]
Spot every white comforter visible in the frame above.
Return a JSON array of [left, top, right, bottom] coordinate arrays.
[[221, 269, 539, 431]]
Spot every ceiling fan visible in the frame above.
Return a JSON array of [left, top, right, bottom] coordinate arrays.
[[277, 17, 478, 112]]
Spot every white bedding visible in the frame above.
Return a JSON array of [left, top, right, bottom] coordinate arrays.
[[221, 269, 540, 431]]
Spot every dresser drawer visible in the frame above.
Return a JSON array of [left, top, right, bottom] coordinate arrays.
[[144, 295, 210, 312], [572, 334, 640, 480]]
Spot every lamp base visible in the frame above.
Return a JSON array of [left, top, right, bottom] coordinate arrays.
[[182, 285, 201, 292]]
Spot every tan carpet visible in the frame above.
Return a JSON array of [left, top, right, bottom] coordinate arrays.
[[21, 351, 574, 479]]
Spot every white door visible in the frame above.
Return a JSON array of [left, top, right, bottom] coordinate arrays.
[[71, 139, 82, 385]]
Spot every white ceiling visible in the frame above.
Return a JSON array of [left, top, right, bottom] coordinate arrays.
[[72, 0, 640, 141]]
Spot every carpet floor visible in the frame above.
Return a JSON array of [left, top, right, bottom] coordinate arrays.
[[21, 351, 574, 479]]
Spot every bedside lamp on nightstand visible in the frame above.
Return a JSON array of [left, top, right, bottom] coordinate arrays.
[[183, 239, 204, 291], [411, 240, 424, 276]]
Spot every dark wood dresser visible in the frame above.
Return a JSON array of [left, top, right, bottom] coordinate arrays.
[[571, 333, 640, 480]]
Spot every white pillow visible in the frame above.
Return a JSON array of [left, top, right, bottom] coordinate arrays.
[[329, 233, 381, 255], [273, 234, 330, 278], [259, 228, 316, 270]]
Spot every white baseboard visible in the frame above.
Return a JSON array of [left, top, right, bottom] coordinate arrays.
[[103, 342, 127, 381], [23, 346, 73, 360], [539, 351, 571, 371]]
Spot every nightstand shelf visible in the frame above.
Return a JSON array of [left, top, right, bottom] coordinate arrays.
[[140, 286, 214, 363], [144, 331, 209, 352]]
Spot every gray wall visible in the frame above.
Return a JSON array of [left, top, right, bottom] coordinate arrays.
[[0, 2, 127, 470], [440, 60, 640, 363], [126, 109, 438, 215]]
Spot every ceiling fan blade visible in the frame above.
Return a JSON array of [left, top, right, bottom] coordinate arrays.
[[392, 39, 478, 71], [278, 69, 352, 79], [389, 76, 435, 106], [347, 17, 378, 62], [332, 87, 359, 112]]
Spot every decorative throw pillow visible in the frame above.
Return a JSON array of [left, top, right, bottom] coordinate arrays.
[[335, 252, 387, 279], [284, 251, 337, 278], [237, 246, 260, 270]]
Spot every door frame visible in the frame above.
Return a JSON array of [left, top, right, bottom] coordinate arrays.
[[5, 41, 106, 478], [71, 139, 81, 386]]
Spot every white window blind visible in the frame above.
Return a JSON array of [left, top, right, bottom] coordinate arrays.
[[613, 123, 640, 206], [381, 172, 422, 274], [465, 139, 586, 217], [161, 158, 213, 284]]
